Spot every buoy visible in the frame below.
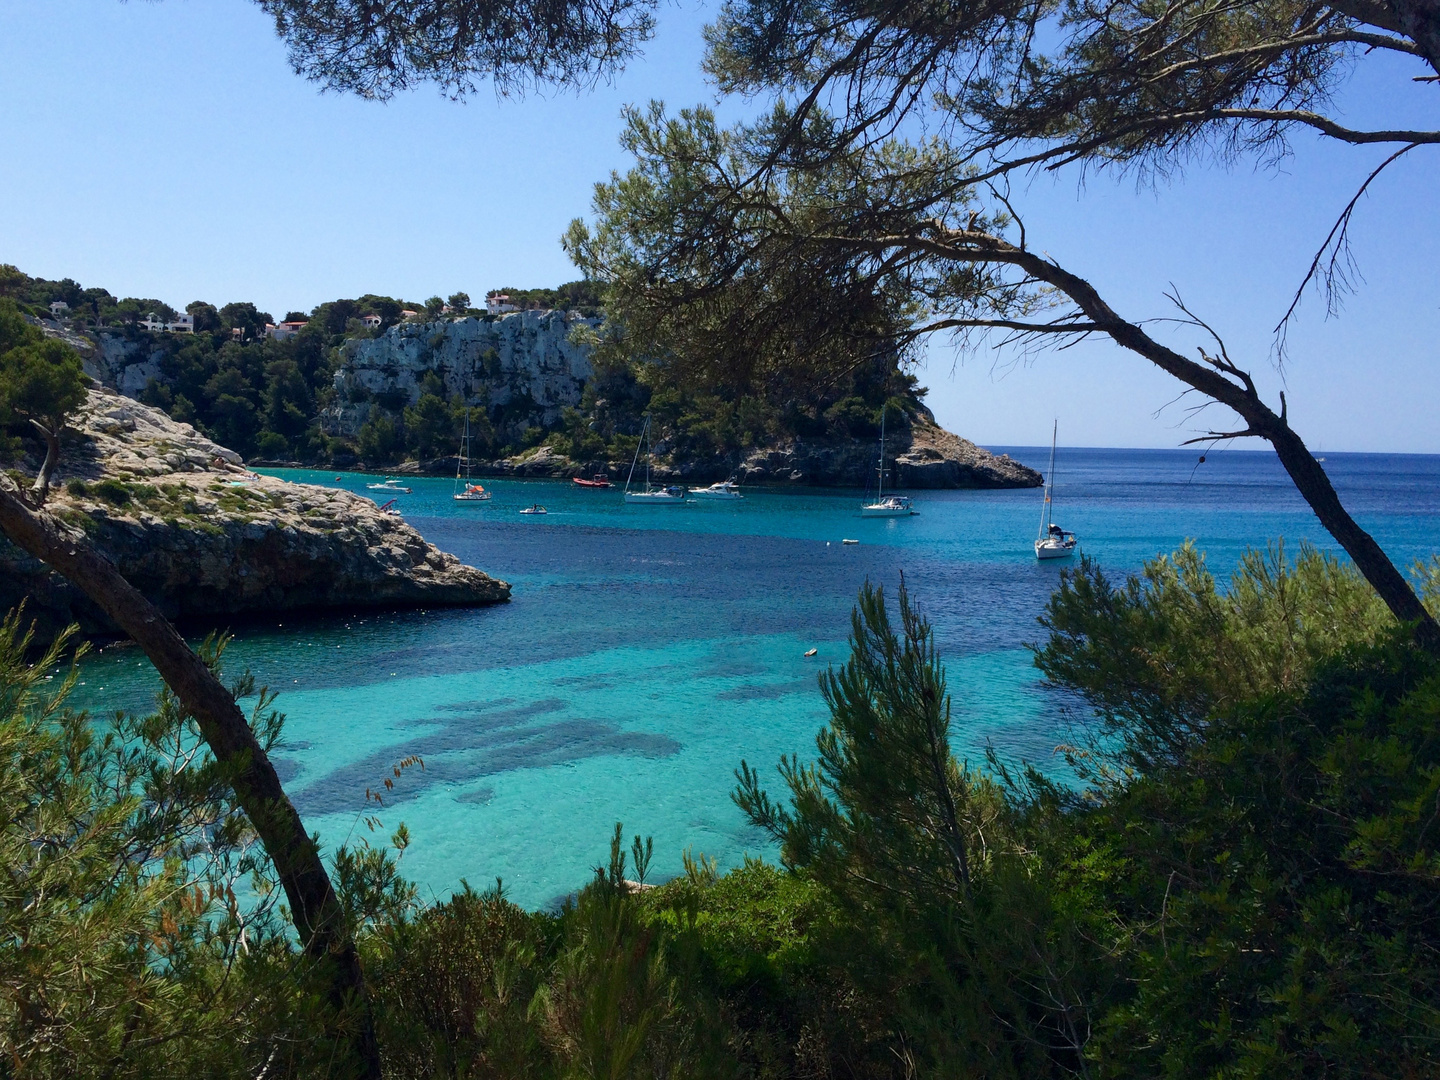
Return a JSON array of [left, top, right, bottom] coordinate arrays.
[[804, 648, 818, 658]]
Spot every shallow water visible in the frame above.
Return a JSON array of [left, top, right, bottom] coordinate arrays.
[[66, 447, 1440, 908]]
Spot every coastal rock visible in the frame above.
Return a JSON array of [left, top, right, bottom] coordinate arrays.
[[0, 389, 510, 640], [329, 310, 599, 436], [466, 414, 1041, 489]]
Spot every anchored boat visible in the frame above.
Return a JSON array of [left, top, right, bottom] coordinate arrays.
[[860, 407, 915, 517], [453, 409, 491, 502], [1034, 420, 1078, 560], [624, 417, 688, 504]]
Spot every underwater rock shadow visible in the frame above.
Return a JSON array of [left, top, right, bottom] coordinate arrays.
[[289, 697, 681, 816]]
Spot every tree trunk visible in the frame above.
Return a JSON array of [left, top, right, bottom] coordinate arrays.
[[28, 420, 60, 505], [930, 229, 1440, 652], [0, 482, 382, 1078]]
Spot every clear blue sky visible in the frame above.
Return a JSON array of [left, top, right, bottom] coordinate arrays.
[[1, 0, 1435, 451]]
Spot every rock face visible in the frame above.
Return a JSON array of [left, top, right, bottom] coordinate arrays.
[[467, 413, 1041, 489], [1, 390, 510, 640], [729, 418, 1041, 489], [330, 311, 599, 436]]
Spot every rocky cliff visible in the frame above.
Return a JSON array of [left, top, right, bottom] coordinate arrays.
[[1, 389, 510, 640], [329, 310, 598, 435]]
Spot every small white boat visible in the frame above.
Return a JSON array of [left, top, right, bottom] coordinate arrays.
[[624, 416, 688, 505], [860, 406, 916, 517], [689, 479, 744, 500], [367, 477, 412, 494], [1034, 420, 1078, 560], [842, 538, 859, 545], [376, 498, 401, 517], [453, 409, 491, 502], [519, 504, 548, 515], [861, 495, 915, 517]]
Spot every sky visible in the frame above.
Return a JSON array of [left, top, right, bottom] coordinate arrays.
[[0, 1, 1435, 451]]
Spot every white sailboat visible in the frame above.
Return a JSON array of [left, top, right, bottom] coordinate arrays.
[[861, 406, 915, 517], [624, 416, 687, 504], [1034, 420, 1078, 560], [453, 408, 491, 502]]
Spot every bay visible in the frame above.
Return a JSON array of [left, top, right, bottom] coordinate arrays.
[[66, 447, 1440, 908]]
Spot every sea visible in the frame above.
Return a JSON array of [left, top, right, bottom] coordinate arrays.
[[65, 447, 1440, 909]]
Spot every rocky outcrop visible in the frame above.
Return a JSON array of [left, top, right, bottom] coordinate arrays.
[[395, 415, 1040, 488], [727, 419, 1040, 488], [1, 390, 510, 640], [330, 310, 599, 436]]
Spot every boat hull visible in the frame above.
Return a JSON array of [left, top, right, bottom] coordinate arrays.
[[453, 493, 491, 502], [1035, 539, 1078, 560], [861, 502, 915, 516], [625, 492, 687, 504], [689, 491, 743, 500]]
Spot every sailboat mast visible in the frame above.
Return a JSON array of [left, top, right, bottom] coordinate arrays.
[[625, 416, 646, 494], [1039, 419, 1057, 539], [877, 406, 887, 500]]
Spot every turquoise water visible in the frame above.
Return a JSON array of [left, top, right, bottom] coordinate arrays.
[[66, 448, 1440, 908]]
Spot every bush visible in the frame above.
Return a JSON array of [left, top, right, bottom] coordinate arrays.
[[93, 477, 132, 505]]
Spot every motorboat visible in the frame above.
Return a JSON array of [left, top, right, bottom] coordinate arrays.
[[689, 480, 744, 500], [453, 409, 492, 502], [623, 416, 688, 505], [367, 477, 412, 494], [519, 504, 548, 515], [860, 406, 916, 517], [1034, 420, 1078, 560], [573, 474, 612, 488]]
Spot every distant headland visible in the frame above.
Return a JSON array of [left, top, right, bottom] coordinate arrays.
[[4, 263, 1040, 490]]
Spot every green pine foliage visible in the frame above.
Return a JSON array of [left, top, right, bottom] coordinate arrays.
[[3, 542, 1438, 1076]]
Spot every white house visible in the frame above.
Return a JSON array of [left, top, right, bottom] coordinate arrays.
[[486, 294, 518, 315], [269, 319, 308, 341], [48, 301, 70, 317], [139, 312, 194, 333], [361, 313, 383, 329]]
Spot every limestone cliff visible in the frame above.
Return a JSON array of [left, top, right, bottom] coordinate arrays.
[[329, 310, 598, 436], [1, 389, 510, 640]]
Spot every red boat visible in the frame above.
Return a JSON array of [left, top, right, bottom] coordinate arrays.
[[572, 474, 612, 488]]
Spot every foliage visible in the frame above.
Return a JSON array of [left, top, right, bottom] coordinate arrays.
[[0, 614, 308, 1078], [1031, 550, 1440, 1077], [258, 0, 657, 100], [1038, 540, 1399, 775], [6, 539, 1440, 1076], [0, 298, 89, 497]]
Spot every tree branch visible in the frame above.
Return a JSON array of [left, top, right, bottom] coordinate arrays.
[[808, 224, 1439, 649]]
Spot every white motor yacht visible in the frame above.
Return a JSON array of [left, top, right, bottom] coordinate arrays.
[[689, 480, 744, 500]]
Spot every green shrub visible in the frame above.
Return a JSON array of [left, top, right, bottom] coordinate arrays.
[[93, 477, 132, 505]]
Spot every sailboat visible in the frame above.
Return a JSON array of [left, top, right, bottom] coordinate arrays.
[[453, 408, 491, 502], [624, 416, 687, 504], [861, 406, 915, 517], [1034, 420, 1077, 560]]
